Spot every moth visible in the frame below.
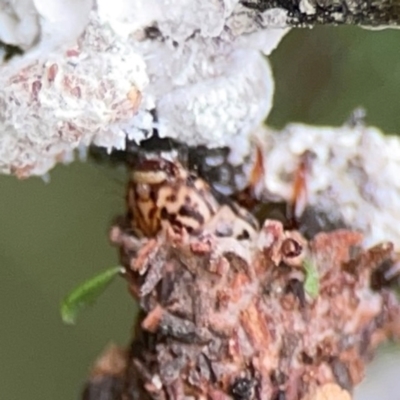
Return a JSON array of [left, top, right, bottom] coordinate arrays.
[[126, 154, 260, 240], [91, 131, 311, 240]]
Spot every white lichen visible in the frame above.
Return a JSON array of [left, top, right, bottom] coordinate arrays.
[[0, 0, 39, 49], [0, 0, 288, 176], [256, 123, 400, 247], [299, 0, 317, 16]]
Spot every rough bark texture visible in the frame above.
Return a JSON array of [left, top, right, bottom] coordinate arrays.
[[82, 216, 400, 400], [241, 0, 400, 26]]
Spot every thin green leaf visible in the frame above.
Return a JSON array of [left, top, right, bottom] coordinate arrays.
[[303, 258, 319, 299], [61, 266, 123, 325]]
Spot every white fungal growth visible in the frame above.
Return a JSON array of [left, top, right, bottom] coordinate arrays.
[[256, 123, 400, 248], [0, 0, 288, 176]]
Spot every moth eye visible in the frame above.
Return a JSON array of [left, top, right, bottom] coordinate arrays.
[[136, 183, 151, 200]]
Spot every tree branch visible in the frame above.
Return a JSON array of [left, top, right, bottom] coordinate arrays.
[[239, 0, 400, 27]]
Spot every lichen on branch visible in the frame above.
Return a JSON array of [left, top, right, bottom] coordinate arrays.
[[0, 0, 284, 176], [239, 0, 400, 27], [2, 1, 400, 177]]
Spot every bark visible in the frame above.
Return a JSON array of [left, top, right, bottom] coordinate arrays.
[[240, 0, 400, 27], [82, 214, 400, 400]]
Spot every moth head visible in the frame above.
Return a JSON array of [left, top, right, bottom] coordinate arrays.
[[131, 157, 188, 186]]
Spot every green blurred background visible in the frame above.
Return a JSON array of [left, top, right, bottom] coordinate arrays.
[[1, 26, 400, 400]]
